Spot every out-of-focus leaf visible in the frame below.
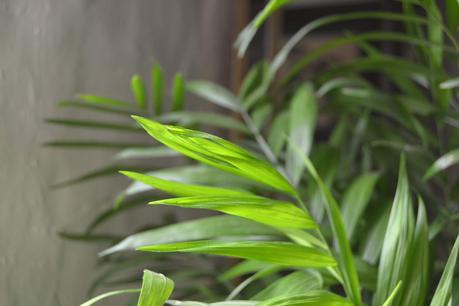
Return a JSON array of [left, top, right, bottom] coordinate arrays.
[[167, 301, 256, 306], [286, 83, 317, 186], [45, 118, 141, 132], [45, 140, 149, 150], [446, 0, 459, 32], [234, 0, 292, 57], [341, 173, 379, 241], [424, 148, 459, 180], [255, 291, 353, 306], [114, 147, 180, 160], [267, 111, 289, 157], [101, 216, 280, 256], [158, 112, 248, 134], [151, 195, 316, 230], [131, 75, 148, 111], [187, 81, 241, 112], [252, 104, 272, 130], [121, 171, 251, 197], [132, 116, 295, 195], [138, 240, 337, 268], [77, 94, 136, 109], [172, 73, 186, 111], [440, 77, 459, 89], [152, 63, 165, 115], [220, 260, 272, 282], [251, 271, 323, 301], [80, 289, 140, 306], [429, 232, 459, 306], [58, 100, 136, 115], [298, 149, 362, 305], [137, 270, 174, 306], [382, 281, 402, 306], [227, 266, 281, 300]]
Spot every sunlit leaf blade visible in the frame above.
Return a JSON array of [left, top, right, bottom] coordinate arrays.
[[424, 148, 459, 180], [429, 232, 459, 306], [187, 81, 241, 112], [234, 0, 292, 57], [152, 63, 165, 115], [167, 301, 256, 306], [77, 94, 135, 109], [341, 173, 379, 241], [138, 240, 337, 268], [80, 289, 140, 306], [121, 171, 251, 197], [132, 116, 295, 195], [252, 271, 323, 301], [137, 270, 174, 306], [151, 195, 316, 230], [131, 75, 148, 111], [286, 83, 317, 186], [172, 73, 186, 111], [101, 216, 280, 256], [45, 118, 141, 132], [298, 150, 361, 305], [381, 281, 402, 306], [255, 291, 353, 306], [373, 155, 414, 306]]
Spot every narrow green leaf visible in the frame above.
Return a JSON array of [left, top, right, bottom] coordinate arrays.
[[152, 63, 165, 115], [58, 100, 136, 115], [227, 266, 281, 300], [373, 156, 414, 306], [220, 260, 272, 282], [151, 195, 315, 230], [172, 73, 186, 111], [114, 147, 180, 160], [255, 291, 353, 306], [121, 171, 251, 197], [341, 173, 379, 241], [132, 116, 295, 195], [132, 75, 148, 110], [137, 269, 174, 306], [80, 289, 140, 306], [45, 140, 149, 150], [167, 301, 256, 306], [46, 118, 141, 132], [267, 111, 289, 157], [424, 148, 459, 180], [77, 94, 135, 109], [187, 81, 241, 112], [252, 271, 323, 301], [429, 232, 459, 306], [446, 0, 459, 32], [382, 281, 402, 306], [138, 240, 337, 268], [298, 149, 362, 305], [286, 83, 317, 186], [101, 216, 279, 256]]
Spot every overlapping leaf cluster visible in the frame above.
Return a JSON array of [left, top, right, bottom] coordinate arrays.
[[48, 0, 459, 305]]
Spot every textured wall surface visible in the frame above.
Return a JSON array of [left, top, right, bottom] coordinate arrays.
[[0, 1, 232, 305]]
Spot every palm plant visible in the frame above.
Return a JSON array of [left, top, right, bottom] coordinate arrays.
[[50, 0, 459, 305]]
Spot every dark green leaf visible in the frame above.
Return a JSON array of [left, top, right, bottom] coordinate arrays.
[[172, 73, 186, 111], [152, 63, 165, 115], [132, 75, 148, 111]]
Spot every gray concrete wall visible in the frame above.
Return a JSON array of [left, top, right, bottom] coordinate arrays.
[[0, 1, 232, 305]]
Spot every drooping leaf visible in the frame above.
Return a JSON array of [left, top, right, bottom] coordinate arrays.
[[132, 116, 295, 195], [77, 94, 136, 109], [424, 148, 459, 180], [172, 73, 186, 111], [45, 118, 141, 132], [429, 232, 459, 306], [151, 195, 316, 230], [113, 147, 180, 160], [58, 100, 136, 115], [45, 140, 149, 150], [132, 75, 148, 111], [286, 83, 317, 186], [139, 240, 336, 268], [152, 63, 165, 115], [187, 81, 241, 112], [101, 216, 280, 256], [137, 270, 174, 306]]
